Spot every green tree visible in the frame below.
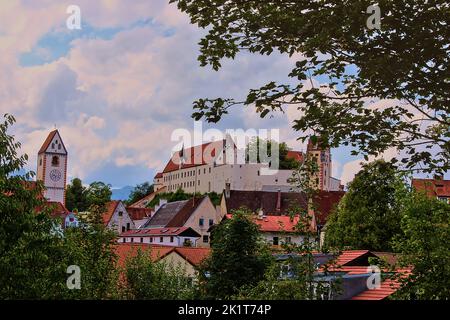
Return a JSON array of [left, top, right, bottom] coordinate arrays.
[[65, 177, 88, 211], [0, 114, 69, 299], [391, 193, 450, 300], [325, 160, 407, 251], [62, 205, 120, 299], [198, 208, 273, 299], [123, 248, 197, 299], [126, 182, 154, 205], [172, 0, 449, 174], [85, 181, 112, 208], [246, 137, 300, 170]]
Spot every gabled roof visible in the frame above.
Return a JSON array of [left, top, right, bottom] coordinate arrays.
[[142, 197, 205, 229], [38, 130, 67, 154], [334, 250, 374, 266], [126, 207, 152, 221], [225, 214, 303, 233], [162, 140, 226, 173], [223, 190, 345, 225], [154, 172, 163, 179], [103, 200, 121, 225], [114, 244, 210, 268], [350, 279, 401, 300]]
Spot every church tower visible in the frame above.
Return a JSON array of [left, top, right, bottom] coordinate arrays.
[[37, 130, 68, 205], [306, 137, 332, 191]]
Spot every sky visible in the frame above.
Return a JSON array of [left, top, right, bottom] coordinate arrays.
[[0, 0, 438, 188]]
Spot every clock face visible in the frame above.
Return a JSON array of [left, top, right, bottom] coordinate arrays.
[[50, 169, 62, 182]]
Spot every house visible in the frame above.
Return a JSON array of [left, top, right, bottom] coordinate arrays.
[[118, 226, 201, 247], [115, 243, 210, 277], [140, 196, 222, 247], [103, 200, 135, 234], [153, 137, 342, 194], [412, 175, 450, 203], [220, 189, 345, 232], [224, 213, 310, 246]]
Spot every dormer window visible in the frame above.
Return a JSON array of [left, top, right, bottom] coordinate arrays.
[[51, 156, 59, 166]]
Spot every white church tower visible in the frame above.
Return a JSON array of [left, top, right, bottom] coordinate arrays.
[[37, 130, 68, 205]]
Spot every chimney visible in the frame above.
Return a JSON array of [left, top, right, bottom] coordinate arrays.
[[155, 198, 168, 212], [276, 189, 281, 213], [225, 183, 231, 198]]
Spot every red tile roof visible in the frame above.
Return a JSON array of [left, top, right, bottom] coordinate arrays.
[[286, 150, 304, 162], [103, 200, 120, 225], [350, 279, 401, 300], [38, 130, 58, 154], [226, 214, 302, 233], [154, 172, 163, 179], [335, 250, 371, 266], [162, 140, 224, 173], [174, 247, 210, 266], [114, 244, 210, 268], [412, 178, 450, 198]]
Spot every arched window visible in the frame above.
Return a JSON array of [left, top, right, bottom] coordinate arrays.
[[51, 156, 59, 166]]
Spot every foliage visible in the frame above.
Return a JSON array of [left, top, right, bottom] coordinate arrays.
[[171, 0, 449, 174], [246, 137, 300, 170], [198, 208, 273, 299], [391, 193, 450, 300], [65, 177, 88, 212], [0, 114, 69, 299], [147, 189, 220, 207], [85, 181, 112, 208], [123, 248, 198, 299], [126, 182, 154, 205], [325, 160, 408, 251]]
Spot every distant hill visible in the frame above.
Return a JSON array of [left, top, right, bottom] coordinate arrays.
[[111, 186, 133, 201]]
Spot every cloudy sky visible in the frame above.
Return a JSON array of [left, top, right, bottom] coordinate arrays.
[[0, 0, 432, 188]]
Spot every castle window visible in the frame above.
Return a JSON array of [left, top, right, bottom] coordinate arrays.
[[39, 158, 42, 166], [51, 156, 59, 166], [58, 144, 61, 150]]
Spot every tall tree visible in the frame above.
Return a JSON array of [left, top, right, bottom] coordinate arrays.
[[172, 0, 449, 174], [0, 114, 69, 298], [391, 193, 450, 300], [246, 137, 300, 170], [65, 177, 87, 212], [198, 208, 273, 299], [126, 182, 154, 205], [325, 160, 408, 251]]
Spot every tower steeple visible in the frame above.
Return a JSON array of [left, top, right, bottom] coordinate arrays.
[[37, 130, 68, 205]]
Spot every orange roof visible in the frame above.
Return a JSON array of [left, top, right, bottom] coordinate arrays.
[[335, 250, 371, 266], [351, 279, 401, 300], [114, 244, 174, 267], [38, 130, 58, 154], [286, 150, 304, 162], [126, 207, 152, 220], [114, 244, 210, 268], [412, 178, 450, 198], [162, 140, 224, 173], [226, 214, 312, 233], [103, 200, 120, 225]]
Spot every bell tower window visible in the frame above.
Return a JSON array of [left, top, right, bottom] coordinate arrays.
[[52, 156, 59, 167]]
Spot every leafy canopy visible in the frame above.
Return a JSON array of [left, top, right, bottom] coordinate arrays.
[[171, 0, 449, 174]]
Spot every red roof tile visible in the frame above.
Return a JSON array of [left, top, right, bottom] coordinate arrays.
[[121, 226, 191, 237], [38, 130, 58, 154], [351, 279, 401, 300], [126, 207, 152, 220], [286, 150, 304, 162], [162, 140, 224, 173], [103, 200, 120, 225], [335, 250, 371, 266], [412, 178, 450, 198], [154, 172, 163, 179], [174, 247, 210, 266]]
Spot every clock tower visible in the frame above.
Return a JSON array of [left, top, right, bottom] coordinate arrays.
[[37, 130, 68, 205]]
